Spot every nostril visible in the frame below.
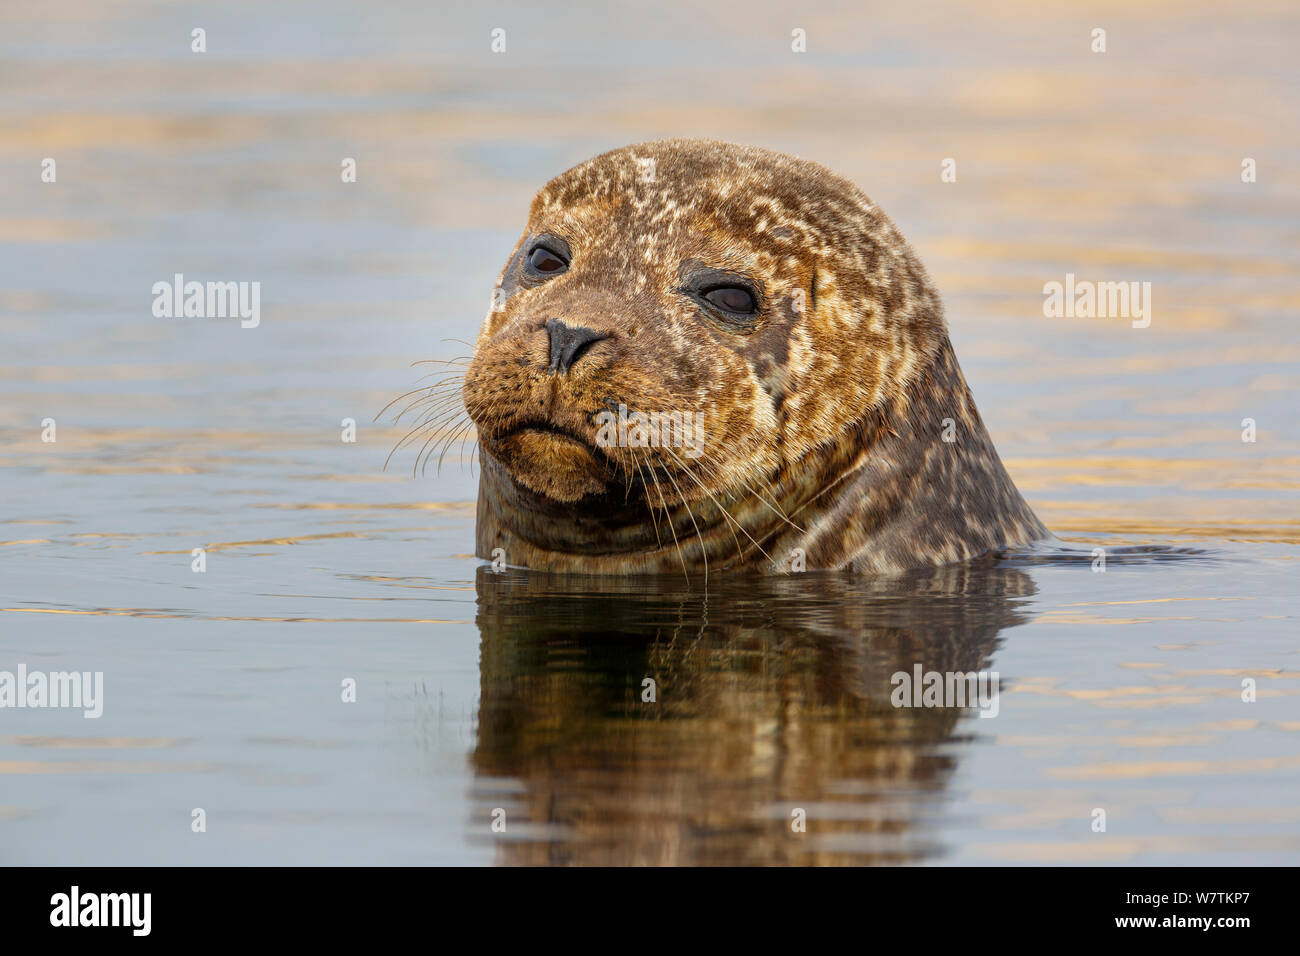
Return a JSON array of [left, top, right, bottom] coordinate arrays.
[[545, 318, 609, 374]]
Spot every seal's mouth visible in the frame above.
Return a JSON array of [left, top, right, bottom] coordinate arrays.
[[479, 416, 618, 503], [492, 420, 598, 452]]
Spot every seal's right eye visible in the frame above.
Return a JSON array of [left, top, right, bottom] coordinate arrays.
[[527, 245, 568, 276], [702, 286, 757, 314]]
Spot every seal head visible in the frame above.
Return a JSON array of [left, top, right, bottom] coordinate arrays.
[[463, 138, 1047, 573]]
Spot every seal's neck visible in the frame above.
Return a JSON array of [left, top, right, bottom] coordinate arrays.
[[783, 339, 1048, 572], [475, 338, 1046, 575]]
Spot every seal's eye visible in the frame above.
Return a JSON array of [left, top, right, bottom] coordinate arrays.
[[527, 245, 568, 276], [702, 286, 757, 314]]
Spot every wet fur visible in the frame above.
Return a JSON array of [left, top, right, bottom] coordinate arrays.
[[462, 139, 1047, 574]]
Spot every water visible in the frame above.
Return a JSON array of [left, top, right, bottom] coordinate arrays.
[[1, 0, 1297, 865]]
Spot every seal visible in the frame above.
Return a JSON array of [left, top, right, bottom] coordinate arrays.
[[460, 138, 1048, 574]]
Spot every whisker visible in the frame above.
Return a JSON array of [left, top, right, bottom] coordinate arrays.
[[660, 462, 707, 588], [642, 456, 688, 583], [660, 447, 767, 566]]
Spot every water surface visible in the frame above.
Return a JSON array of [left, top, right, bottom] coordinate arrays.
[[1, 0, 1298, 865]]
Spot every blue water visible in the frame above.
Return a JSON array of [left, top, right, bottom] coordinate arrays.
[[1, 0, 1297, 865]]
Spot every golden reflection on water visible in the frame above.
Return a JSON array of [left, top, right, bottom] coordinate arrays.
[[0, 0, 1297, 864], [0, 607, 460, 624], [0, 760, 211, 775], [0, 736, 182, 748]]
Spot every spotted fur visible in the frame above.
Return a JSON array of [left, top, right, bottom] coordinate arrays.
[[464, 139, 1048, 574]]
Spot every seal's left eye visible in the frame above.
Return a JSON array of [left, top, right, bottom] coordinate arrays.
[[528, 246, 568, 275], [702, 286, 756, 314]]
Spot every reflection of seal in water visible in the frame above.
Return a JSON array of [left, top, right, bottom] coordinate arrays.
[[463, 139, 1048, 574], [470, 562, 1037, 864]]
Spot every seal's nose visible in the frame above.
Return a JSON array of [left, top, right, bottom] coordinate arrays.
[[545, 318, 608, 374]]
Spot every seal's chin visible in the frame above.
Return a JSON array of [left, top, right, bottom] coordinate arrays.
[[487, 427, 611, 502]]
